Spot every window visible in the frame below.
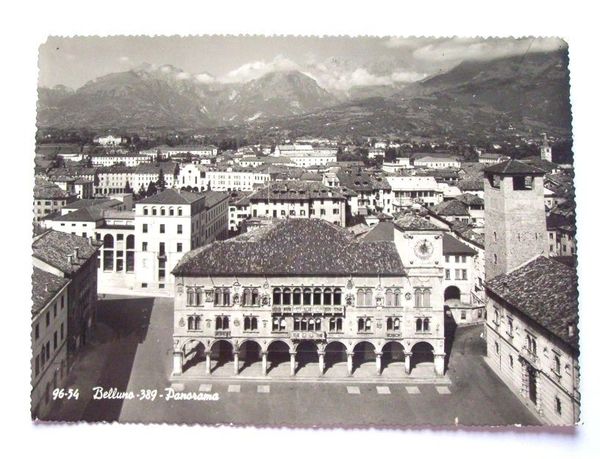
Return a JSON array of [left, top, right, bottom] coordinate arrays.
[[282, 288, 292, 305], [273, 288, 282, 305], [495, 341, 499, 354], [323, 288, 332, 305], [387, 317, 401, 331], [243, 316, 259, 331], [187, 316, 202, 331], [215, 316, 230, 330], [358, 317, 372, 332], [555, 397, 562, 415], [34, 324, 39, 341], [416, 318, 430, 332], [462, 269, 467, 280], [460, 310, 467, 320], [60, 323, 64, 341], [554, 355, 561, 375], [177, 224, 183, 234], [333, 288, 342, 305], [142, 224, 148, 233], [177, 243, 183, 252], [445, 269, 451, 280], [493, 253, 498, 264], [53, 331, 58, 350], [330, 317, 343, 332], [509, 355, 514, 367], [142, 242, 148, 251], [46, 312, 50, 327], [313, 288, 322, 305], [160, 224, 165, 234], [455, 269, 461, 280], [272, 317, 287, 331]]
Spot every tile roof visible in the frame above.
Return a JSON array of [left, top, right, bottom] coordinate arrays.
[[31, 267, 70, 316], [432, 199, 470, 217], [52, 206, 105, 222], [32, 230, 99, 275], [33, 177, 73, 199], [173, 219, 405, 277], [203, 191, 229, 209], [64, 198, 120, 210], [393, 211, 441, 231], [362, 221, 395, 242], [336, 170, 391, 192], [484, 159, 546, 175], [457, 178, 484, 191], [455, 193, 484, 206], [134, 162, 177, 174], [250, 181, 346, 201], [486, 256, 579, 351], [137, 189, 204, 205], [442, 233, 477, 256]]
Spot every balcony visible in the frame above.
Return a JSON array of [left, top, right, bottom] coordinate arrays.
[[519, 346, 540, 369], [215, 330, 231, 338], [290, 331, 326, 340]]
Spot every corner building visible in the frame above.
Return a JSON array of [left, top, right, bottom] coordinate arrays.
[[171, 218, 446, 379]]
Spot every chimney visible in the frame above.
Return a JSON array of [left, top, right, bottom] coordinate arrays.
[[67, 254, 74, 264], [73, 247, 80, 259]]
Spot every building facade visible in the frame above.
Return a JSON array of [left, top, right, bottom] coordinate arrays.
[[171, 218, 446, 379]]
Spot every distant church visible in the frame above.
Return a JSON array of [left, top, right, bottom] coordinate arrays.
[[540, 133, 552, 162], [483, 159, 579, 426]]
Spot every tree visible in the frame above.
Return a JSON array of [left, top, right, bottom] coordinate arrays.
[[93, 172, 100, 187], [124, 180, 133, 194], [147, 181, 158, 196], [157, 168, 166, 190], [174, 163, 180, 178], [138, 184, 147, 199]]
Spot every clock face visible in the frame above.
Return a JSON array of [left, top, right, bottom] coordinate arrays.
[[414, 239, 434, 259]]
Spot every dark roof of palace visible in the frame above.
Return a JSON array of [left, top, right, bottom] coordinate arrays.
[[32, 230, 99, 275], [486, 256, 579, 351], [393, 211, 440, 231], [249, 180, 346, 201], [31, 267, 69, 316], [33, 177, 73, 199], [484, 159, 546, 175], [173, 219, 405, 276], [362, 221, 395, 242], [442, 233, 477, 256], [137, 189, 204, 205]]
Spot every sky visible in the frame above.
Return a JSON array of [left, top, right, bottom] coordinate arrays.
[[38, 36, 567, 93]]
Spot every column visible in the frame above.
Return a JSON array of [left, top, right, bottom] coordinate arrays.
[[262, 352, 267, 376], [375, 352, 382, 376], [172, 351, 183, 376], [404, 352, 412, 375], [347, 352, 354, 376], [205, 353, 211, 375], [318, 351, 325, 376], [233, 352, 239, 375], [290, 352, 296, 376], [434, 353, 446, 376]]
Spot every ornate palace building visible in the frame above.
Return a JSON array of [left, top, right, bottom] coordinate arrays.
[[171, 217, 446, 379]]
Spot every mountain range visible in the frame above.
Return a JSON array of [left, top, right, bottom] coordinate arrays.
[[37, 50, 572, 138]]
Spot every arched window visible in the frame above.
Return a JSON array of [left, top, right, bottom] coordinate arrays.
[[187, 289, 194, 306], [424, 318, 430, 331], [365, 289, 373, 306], [282, 288, 291, 305], [292, 288, 302, 305], [244, 316, 250, 330], [414, 289, 423, 307], [177, 207, 183, 216], [357, 289, 365, 307], [333, 288, 342, 305], [126, 234, 135, 249], [216, 316, 223, 329], [313, 288, 322, 305], [303, 288, 312, 305], [187, 316, 195, 330], [160, 207, 165, 216], [358, 318, 365, 330], [416, 318, 423, 331], [195, 316, 201, 329], [195, 289, 202, 305], [387, 317, 393, 330], [169, 207, 174, 216], [103, 234, 114, 248], [423, 289, 431, 308], [308, 318, 315, 331], [251, 317, 258, 330], [323, 288, 332, 305], [242, 288, 251, 306], [251, 288, 259, 305], [273, 288, 282, 305], [365, 318, 372, 331], [223, 316, 229, 329], [385, 289, 393, 306], [143, 206, 148, 215], [554, 355, 561, 374], [301, 318, 308, 331], [215, 288, 222, 306]]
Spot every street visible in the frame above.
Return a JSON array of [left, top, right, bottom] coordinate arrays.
[[46, 296, 541, 426]]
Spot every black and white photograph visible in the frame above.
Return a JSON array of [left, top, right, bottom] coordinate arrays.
[[28, 33, 583, 428]]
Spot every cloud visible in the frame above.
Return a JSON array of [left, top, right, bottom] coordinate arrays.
[[307, 66, 426, 93], [412, 37, 566, 62], [194, 73, 216, 84], [175, 71, 190, 80], [118, 56, 130, 63], [222, 55, 299, 83]]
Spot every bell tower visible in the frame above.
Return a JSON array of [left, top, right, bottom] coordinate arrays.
[[484, 160, 547, 280], [540, 133, 552, 162]]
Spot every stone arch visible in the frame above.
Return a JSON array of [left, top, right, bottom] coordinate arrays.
[[210, 339, 234, 361], [266, 340, 291, 373], [324, 341, 348, 371], [411, 341, 435, 371], [381, 341, 405, 372], [182, 339, 206, 373], [295, 340, 319, 370], [238, 340, 262, 371], [444, 285, 461, 302]]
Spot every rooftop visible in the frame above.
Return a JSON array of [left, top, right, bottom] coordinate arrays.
[[486, 256, 579, 352], [484, 159, 546, 176], [443, 233, 477, 256], [250, 181, 346, 201], [32, 230, 99, 275], [173, 219, 405, 277], [393, 211, 441, 231], [31, 267, 70, 317], [432, 199, 471, 217], [137, 189, 204, 205], [33, 177, 73, 200]]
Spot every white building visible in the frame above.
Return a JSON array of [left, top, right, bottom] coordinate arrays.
[[143, 145, 218, 160], [206, 168, 271, 191], [414, 156, 461, 169], [90, 154, 152, 167], [382, 158, 411, 173], [387, 176, 443, 209], [274, 144, 337, 167], [94, 135, 123, 146]]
